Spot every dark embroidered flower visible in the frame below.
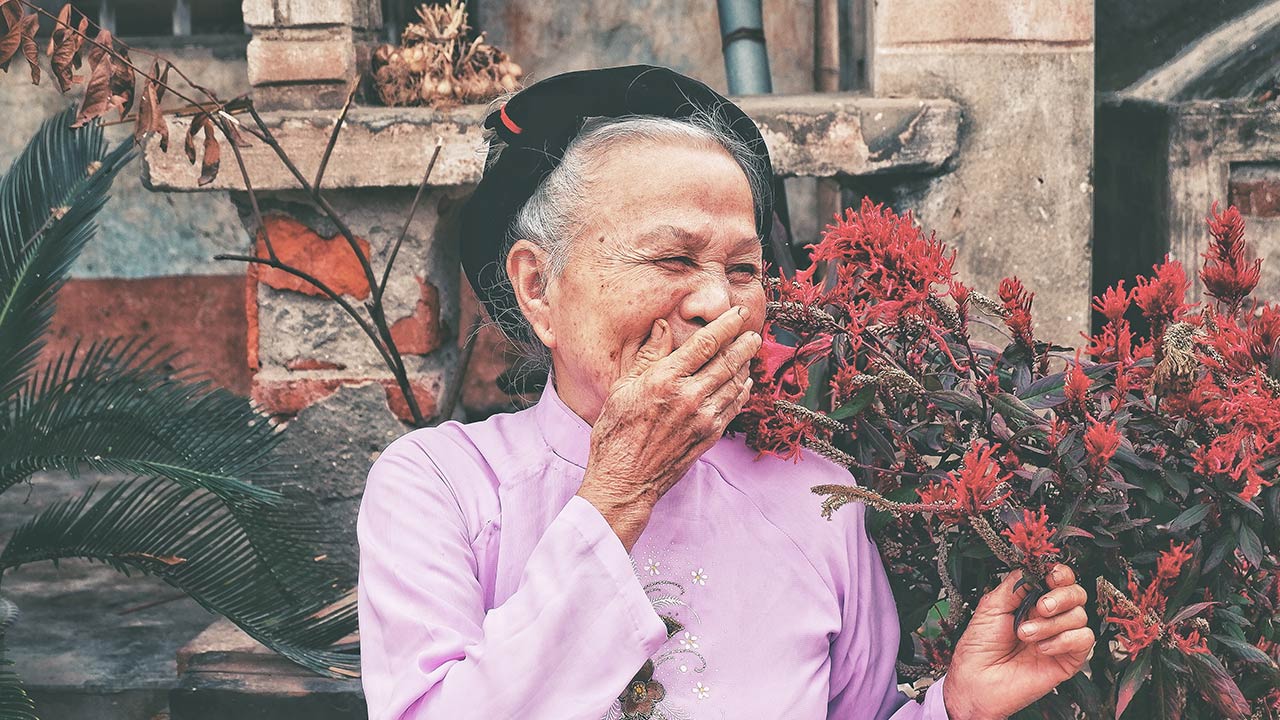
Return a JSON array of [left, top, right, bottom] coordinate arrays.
[[618, 660, 666, 719]]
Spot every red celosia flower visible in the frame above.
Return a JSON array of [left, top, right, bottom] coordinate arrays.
[[1202, 202, 1260, 312], [1063, 351, 1091, 415], [998, 276, 1036, 349], [1171, 627, 1210, 655], [1155, 541, 1194, 585], [1132, 256, 1189, 334], [799, 198, 956, 326], [1106, 541, 1198, 655], [1092, 280, 1131, 324], [917, 441, 1012, 521], [1002, 506, 1060, 560], [1083, 418, 1121, 477]]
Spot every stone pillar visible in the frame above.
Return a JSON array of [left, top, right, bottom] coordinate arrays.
[[867, 0, 1095, 345], [242, 0, 382, 110]]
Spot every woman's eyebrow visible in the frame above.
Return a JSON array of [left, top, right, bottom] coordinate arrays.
[[634, 225, 760, 253]]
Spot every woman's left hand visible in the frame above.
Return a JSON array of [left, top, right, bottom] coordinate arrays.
[[943, 564, 1095, 720]]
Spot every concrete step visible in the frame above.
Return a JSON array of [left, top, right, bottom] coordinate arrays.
[[170, 619, 365, 720]]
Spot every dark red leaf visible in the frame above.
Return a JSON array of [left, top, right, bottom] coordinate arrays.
[[108, 45, 134, 117], [73, 16, 87, 68], [198, 117, 220, 185], [1115, 649, 1151, 719], [1186, 651, 1251, 719], [72, 56, 112, 127]]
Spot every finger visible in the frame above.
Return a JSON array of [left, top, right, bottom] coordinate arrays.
[[1034, 626, 1096, 660], [666, 306, 748, 376], [1046, 564, 1076, 588], [1035, 583, 1088, 618], [1018, 606, 1088, 643], [629, 319, 674, 377], [975, 568, 1031, 616], [690, 328, 761, 392]]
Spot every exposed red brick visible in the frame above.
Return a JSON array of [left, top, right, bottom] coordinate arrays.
[[255, 214, 372, 299], [250, 377, 348, 416], [1229, 177, 1280, 218], [43, 276, 250, 394], [285, 358, 348, 371], [245, 264, 260, 371], [252, 375, 437, 423], [389, 277, 442, 355], [381, 377, 440, 425]]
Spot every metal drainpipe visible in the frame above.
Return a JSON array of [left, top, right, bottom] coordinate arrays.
[[716, 0, 797, 276], [716, 0, 772, 94]]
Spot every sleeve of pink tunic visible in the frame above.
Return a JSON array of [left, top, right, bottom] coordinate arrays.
[[357, 432, 669, 720], [827, 499, 952, 720]]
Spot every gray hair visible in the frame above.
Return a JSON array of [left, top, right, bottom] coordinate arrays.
[[481, 109, 772, 373]]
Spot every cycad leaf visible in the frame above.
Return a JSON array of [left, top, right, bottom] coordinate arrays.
[[0, 477, 359, 677], [1, 338, 283, 503], [0, 636, 37, 720], [0, 107, 133, 403]]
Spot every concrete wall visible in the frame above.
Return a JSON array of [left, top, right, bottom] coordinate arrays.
[[867, 0, 1095, 346]]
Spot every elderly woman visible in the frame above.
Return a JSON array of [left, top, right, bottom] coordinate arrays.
[[357, 66, 1094, 720]]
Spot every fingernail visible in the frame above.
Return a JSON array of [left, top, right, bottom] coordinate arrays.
[[1020, 622, 1038, 638], [737, 306, 748, 318], [1043, 596, 1058, 612], [745, 378, 754, 390], [1051, 567, 1065, 583]]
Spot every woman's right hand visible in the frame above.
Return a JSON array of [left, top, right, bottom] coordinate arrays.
[[575, 305, 762, 551]]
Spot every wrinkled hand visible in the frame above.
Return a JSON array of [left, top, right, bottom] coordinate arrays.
[[944, 564, 1095, 720], [577, 306, 761, 551]]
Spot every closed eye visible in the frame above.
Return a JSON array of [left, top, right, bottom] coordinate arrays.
[[730, 264, 761, 278], [657, 256, 697, 268]]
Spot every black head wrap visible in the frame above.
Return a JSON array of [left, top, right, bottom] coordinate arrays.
[[460, 64, 774, 347]]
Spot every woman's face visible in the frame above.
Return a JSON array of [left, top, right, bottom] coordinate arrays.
[[537, 140, 767, 423]]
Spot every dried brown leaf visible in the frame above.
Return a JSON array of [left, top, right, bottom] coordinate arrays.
[[73, 16, 87, 68], [153, 59, 169, 103], [183, 113, 202, 164], [0, 6, 23, 71], [45, 4, 70, 56], [109, 45, 134, 117], [198, 117, 220, 186], [48, 4, 83, 92], [72, 56, 112, 127], [0, 0, 17, 28], [19, 10, 38, 84], [134, 78, 156, 145], [84, 27, 110, 67]]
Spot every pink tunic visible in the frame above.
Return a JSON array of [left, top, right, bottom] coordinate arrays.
[[358, 376, 951, 719]]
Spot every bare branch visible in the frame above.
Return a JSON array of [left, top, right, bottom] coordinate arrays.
[[379, 138, 444, 300], [313, 84, 357, 191]]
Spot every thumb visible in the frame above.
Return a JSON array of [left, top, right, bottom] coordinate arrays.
[[629, 319, 672, 376], [975, 568, 1035, 617]]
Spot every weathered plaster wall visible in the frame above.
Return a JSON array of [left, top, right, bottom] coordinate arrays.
[[868, 0, 1095, 346]]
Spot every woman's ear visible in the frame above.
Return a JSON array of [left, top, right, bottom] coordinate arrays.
[[506, 239, 558, 348]]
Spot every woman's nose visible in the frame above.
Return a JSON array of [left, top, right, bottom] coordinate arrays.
[[679, 272, 733, 327]]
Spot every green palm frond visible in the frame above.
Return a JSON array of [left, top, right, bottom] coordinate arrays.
[[1, 476, 359, 677], [0, 613, 37, 720], [0, 108, 133, 402], [0, 338, 284, 501]]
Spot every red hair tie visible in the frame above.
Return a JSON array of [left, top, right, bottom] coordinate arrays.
[[499, 104, 523, 135]]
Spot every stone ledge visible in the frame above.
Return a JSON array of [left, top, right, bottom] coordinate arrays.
[[142, 95, 960, 191], [171, 619, 363, 720]]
